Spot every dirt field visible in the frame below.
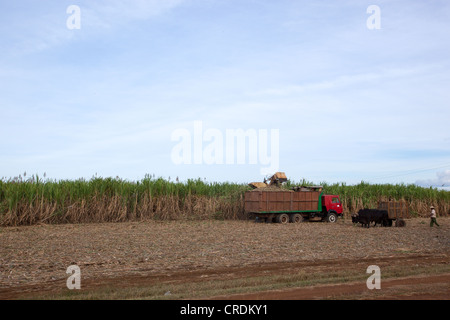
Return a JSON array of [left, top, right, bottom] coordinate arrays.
[[0, 217, 449, 300]]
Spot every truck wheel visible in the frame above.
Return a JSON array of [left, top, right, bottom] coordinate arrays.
[[276, 214, 290, 224], [290, 213, 303, 223], [326, 213, 337, 223]]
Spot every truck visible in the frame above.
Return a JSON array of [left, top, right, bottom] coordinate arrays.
[[244, 183, 343, 224]]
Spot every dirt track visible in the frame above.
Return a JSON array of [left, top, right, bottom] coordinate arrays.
[[0, 218, 449, 299]]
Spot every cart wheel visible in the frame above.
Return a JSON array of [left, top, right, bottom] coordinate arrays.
[[396, 219, 406, 227], [276, 214, 290, 224]]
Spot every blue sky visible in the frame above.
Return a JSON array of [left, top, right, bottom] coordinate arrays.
[[1, 0, 449, 187]]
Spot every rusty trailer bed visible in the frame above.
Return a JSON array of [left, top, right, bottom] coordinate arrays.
[[244, 190, 322, 214]]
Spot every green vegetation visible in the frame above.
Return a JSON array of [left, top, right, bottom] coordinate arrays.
[[1, 174, 448, 226]]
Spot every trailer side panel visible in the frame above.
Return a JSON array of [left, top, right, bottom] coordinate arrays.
[[244, 190, 321, 214], [378, 201, 410, 219]]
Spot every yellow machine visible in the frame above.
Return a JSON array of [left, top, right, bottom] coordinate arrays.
[[248, 172, 288, 189]]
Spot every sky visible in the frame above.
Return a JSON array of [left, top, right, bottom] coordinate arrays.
[[1, 0, 449, 188]]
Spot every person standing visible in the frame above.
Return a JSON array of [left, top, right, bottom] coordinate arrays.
[[430, 206, 440, 227]]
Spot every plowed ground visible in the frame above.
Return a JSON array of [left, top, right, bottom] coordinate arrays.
[[0, 218, 449, 300]]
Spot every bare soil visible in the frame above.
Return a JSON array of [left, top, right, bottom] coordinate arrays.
[[0, 217, 449, 299]]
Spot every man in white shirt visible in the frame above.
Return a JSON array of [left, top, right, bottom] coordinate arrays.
[[430, 206, 440, 227]]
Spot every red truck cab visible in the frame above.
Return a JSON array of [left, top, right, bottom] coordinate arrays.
[[321, 195, 343, 222]]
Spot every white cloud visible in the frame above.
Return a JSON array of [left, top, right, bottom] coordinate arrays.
[[249, 67, 420, 97], [85, 0, 186, 28], [1, 0, 450, 183], [2, 13, 74, 55], [2, 0, 187, 56], [416, 170, 450, 188]]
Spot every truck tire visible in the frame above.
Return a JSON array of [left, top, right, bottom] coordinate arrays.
[[276, 214, 289, 224], [265, 215, 274, 223], [326, 213, 337, 223], [290, 213, 303, 223]]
